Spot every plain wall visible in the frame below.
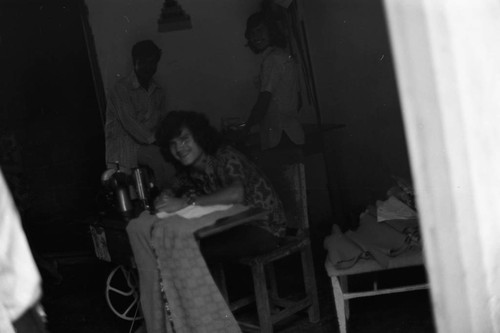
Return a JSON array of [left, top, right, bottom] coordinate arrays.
[[86, 0, 265, 128], [84, 0, 331, 229], [301, 0, 412, 218], [86, 0, 412, 227]]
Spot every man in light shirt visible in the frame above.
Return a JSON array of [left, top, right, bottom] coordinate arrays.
[[242, 11, 305, 151], [104, 40, 175, 188]]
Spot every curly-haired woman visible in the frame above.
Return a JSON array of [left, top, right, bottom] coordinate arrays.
[[126, 110, 286, 333], [154, 110, 286, 244]]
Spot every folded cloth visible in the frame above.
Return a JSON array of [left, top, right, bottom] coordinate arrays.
[[151, 205, 248, 333], [376, 195, 417, 222], [324, 213, 421, 269], [347, 212, 411, 267], [384, 218, 421, 244], [156, 204, 233, 219], [384, 218, 419, 233], [323, 224, 367, 270]]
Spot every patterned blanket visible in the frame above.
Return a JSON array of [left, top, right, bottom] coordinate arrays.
[[151, 205, 248, 333]]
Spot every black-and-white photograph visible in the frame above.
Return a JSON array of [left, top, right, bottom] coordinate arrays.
[[1, 0, 498, 332]]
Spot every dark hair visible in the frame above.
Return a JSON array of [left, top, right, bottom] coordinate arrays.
[[132, 40, 162, 64], [155, 111, 224, 166], [244, 11, 287, 53]]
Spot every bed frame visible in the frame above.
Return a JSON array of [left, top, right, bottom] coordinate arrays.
[[324, 248, 429, 333]]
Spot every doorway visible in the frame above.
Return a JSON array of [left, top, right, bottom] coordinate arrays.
[[0, 0, 104, 253]]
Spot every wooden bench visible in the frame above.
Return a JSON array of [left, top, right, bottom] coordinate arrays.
[[324, 248, 429, 333]]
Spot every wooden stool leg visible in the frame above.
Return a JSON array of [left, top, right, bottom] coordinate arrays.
[[252, 262, 273, 333], [301, 245, 321, 322], [331, 276, 347, 333], [268, 264, 279, 300]]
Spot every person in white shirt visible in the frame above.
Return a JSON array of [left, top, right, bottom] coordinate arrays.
[[242, 11, 305, 151], [104, 40, 175, 188], [0, 169, 47, 333]]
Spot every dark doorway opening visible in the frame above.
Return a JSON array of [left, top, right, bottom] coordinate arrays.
[[0, 0, 104, 254]]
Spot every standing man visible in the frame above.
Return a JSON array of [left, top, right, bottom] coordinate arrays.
[[105, 40, 174, 188], [241, 11, 305, 151]]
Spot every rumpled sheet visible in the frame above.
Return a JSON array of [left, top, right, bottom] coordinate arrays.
[[151, 204, 248, 333], [324, 210, 421, 270]]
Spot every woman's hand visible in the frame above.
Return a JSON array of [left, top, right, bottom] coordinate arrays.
[[154, 192, 188, 213]]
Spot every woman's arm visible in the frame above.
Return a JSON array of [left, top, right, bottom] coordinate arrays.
[[155, 179, 244, 213], [155, 147, 249, 213], [192, 179, 244, 206]]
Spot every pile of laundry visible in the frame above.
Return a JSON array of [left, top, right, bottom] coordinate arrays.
[[324, 178, 421, 270]]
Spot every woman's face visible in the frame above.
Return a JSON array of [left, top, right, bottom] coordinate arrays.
[[248, 23, 270, 53], [134, 55, 159, 83], [169, 127, 205, 168]]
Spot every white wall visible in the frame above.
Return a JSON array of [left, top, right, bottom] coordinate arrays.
[[84, 0, 332, 228], [85, 0, 262, 127]]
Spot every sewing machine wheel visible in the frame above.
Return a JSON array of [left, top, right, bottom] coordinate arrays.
[[105, 265, 143, 321]]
